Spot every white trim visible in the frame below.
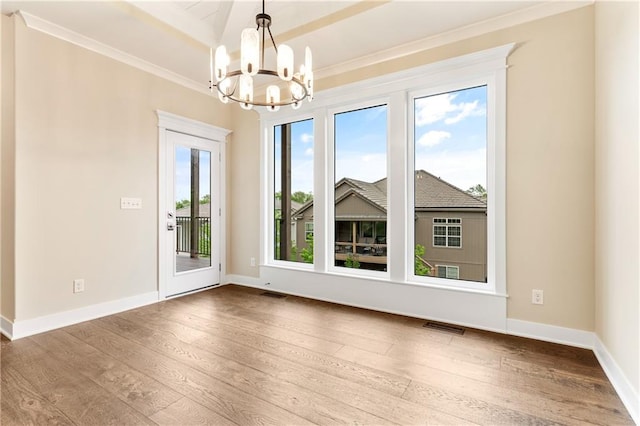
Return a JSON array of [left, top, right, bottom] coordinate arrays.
[[506, 318, 595, 349], [259, 266, 507, 332], [1, 316, 14, 340], [223, 274, 264, 288], [593, 336, 640, 425], [157, 110, 232, 141], [157, 111, 231, 300], [314, 2, 591, 81], [5, 291, 158, 340], [16, 11, 209, 95]]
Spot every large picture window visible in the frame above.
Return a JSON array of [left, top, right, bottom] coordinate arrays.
[[413, 86, 488, 284], [262, 44, 510, 297], [273, 118, 314, 264]]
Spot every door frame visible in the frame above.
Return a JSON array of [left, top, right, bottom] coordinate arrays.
[[157, 110, 231, 300]]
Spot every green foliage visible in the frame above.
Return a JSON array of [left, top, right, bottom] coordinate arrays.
[[344, 253, 360, 269], [291, 191, 313, 204], [200, 194, 210, 204], [466, 184, 487, 200], [175, 199, 190, 210], [414, 244, 430, 276], [300, 235, 314, 263]]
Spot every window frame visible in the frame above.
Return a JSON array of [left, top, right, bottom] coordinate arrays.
[[260, 43, 511, 297], [436, 265, 460, 280], [327, 99, 391, 278], [432, 217, 462, 248], [264, 114, 316, 270]]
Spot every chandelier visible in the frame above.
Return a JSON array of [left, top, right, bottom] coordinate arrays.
[[209, 0, 313, 111]]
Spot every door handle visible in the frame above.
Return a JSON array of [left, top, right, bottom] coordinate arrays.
[[167, 222, 175, 231]]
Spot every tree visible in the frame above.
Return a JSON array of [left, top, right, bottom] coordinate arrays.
[[467, 184, 487, 200], [291, 191, 313, 204], [414, 244, 431, 276], [200, 194, 210, 204], [175, 199, 190, 210]]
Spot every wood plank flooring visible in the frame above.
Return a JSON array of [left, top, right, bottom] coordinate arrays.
[[1, 284, 633, 425]]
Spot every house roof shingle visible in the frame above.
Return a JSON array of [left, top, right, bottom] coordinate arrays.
[[294, 170, 485, 217]]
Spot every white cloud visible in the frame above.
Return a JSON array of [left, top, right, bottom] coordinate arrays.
[[415, 148, 486, 191], [444, 100, 479, 124], [415, 93, 484, 127], [335, 152, 387, 182], [417, 130, 451, 147], [300, 133, 313, 144], [304, 147, 313, 156]]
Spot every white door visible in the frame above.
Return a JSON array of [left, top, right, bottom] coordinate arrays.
[[165, 130, 220, 297]]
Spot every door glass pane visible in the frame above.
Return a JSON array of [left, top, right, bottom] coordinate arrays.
[[273, 118, 314, 263], [413, 86, 487, 283], [175, 145, 212, 273], [334, 105, 388, 272]]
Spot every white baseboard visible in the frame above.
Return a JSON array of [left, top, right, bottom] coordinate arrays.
[[506, 318, 595, 349], [1, 315, 14, 340], [224, 273, 264, 287], [5, 291, 159, 340], [593, 336, 640, 425]]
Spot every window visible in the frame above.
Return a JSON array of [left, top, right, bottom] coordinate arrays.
[[433, 218, 462, 248], [333, 104, 388, 272], [436, 265, 459, 279], [263, 44, 510, 295], [305, 222, 314, 241], [273, 119, 314, 264], [413, 86, 487, 284]]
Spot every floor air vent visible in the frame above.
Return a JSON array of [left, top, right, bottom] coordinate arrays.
[[260, 291, 287, 299], [423, 321, 465, 335]]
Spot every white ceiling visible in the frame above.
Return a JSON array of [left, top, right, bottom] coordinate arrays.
[[1, 1, 587, 93]]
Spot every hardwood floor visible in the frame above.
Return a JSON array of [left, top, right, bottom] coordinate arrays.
[[1, 285, 633, 425]]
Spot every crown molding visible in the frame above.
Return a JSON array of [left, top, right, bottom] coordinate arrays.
[[15, 10, 211, 96], [14, 1, 592, 97], [314, 1, 593, 81]]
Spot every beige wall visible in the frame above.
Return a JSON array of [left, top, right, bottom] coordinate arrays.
[[228, 6, 596, 331], [595, 0, 639, 398], [1, 15, 16, 320], [7, 16, 230, 321], [227, 105, 260, 277]]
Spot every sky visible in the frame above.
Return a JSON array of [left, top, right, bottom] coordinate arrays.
[[175, 146, 211, 203], [277, 85, 487, 195]]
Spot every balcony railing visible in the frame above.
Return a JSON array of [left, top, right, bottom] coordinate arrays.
[[335, 241, 387, 264], [176, 216, 211, 256]]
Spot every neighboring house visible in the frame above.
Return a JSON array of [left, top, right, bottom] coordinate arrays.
[[293, 170, 487, 281], [274, 198, 303, 247]]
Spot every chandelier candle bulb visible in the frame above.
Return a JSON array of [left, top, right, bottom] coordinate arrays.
[[209, 48, 213, 88], [239, 74, 254, 110], [277, 44, 294, 81], [241, 28, 260, 76], [266, 85, 280, 112], [214, 45, 228, 81]]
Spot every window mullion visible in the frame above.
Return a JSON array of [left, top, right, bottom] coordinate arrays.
[[388, 91, 407, 282]]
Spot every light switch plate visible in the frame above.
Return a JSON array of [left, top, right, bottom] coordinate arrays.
[[121, 197, 142, 209]]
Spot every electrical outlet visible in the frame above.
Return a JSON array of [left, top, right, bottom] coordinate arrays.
[[250, 257, 256, 267], [532, 289, 543, 305], [73, 279, 85, 293]]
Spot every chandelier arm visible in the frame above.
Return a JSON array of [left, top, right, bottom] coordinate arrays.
[[267, 26, 278, 54]]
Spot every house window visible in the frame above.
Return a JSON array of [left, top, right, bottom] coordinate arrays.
[[273, 119, 314, 264], [413, 85, 488, 284], [333, 104, 388, 272], [433, 218, 462, 248], [436, 265, 460, 279], [305, 222, 314, 241]]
